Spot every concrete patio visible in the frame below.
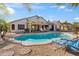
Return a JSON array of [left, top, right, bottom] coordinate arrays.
[[0, 41, 74, 56]]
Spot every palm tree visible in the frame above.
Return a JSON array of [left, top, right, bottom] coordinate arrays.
[[0, 3, 9, 14], [71, 3, 79, 7], [0, 19, 10, 32]]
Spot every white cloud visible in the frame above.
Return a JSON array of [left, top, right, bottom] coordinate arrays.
[[58, 5, 66, 9], [32, 6, 45, 9], [50, 6, 58, 8], [65, 9, 73, 12], [48, 16, 60, 22], [74, 17, 79, 22], [60, 20, 66, 23], [74, 17, 79, 20], [0, 9, 5, 14], [6, 3, 23, 8], [7, 7, 15, 15], [58, 6, 73, 12], [50, 5, 66, 9]]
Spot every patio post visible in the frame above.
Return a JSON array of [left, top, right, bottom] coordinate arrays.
[[54, 24, 56, 31]]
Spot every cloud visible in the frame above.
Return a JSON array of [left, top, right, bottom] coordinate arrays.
[[50, 6, 58, 8], [65, 9, 73, 12], [50, 5, 66, 9], [47, 16, 60, 22], [50, 5, 73, 12], [0, 9, 5, 14], [32, 6, 45, 9], [6, 3, 23, 8], [58, 5, 73, 12], [7, 7, 15, 15], [58, 5, 66, 9], [74, 17, 79, 20], [74, 17, 79, 22], [60, 20, 66, 23]]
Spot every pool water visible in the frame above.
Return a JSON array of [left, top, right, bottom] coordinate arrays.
[[15, 32, 71, 42]]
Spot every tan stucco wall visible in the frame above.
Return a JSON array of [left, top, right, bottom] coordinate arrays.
[[10, 19, 27, 33]]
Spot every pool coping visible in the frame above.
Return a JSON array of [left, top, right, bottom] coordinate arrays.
[[15, 31, 63, 36], [8, 38, 55, 46]]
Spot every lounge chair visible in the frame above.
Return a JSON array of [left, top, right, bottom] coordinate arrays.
[[67, 40, 79, 53], [39, 28, 44, 32], [53, 39, 68, 45], [46, 27, 50, 31], [52, 38, 72, 45], [43, 28, 47, 31]]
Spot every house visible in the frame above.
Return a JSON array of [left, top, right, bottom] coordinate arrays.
[[73, 22, 79, 31], [60, 22, 72, 31], [48, 20, 72, 32], [48, 20, 61, 31], [10, 15, 48, 33]]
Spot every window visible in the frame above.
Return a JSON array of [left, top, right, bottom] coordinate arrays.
[[18, 24, 25, 30], [12, 24, 15, 30]]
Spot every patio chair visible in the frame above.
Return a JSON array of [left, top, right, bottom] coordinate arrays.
[[67, 40, 79, 52], [52, 39, 68, 45], [43, 28, 47, 31], [57, 40, 67, 45], [39, 28, 44, 32]]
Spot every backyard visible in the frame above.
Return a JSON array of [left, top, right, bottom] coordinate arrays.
[[0, 3, 79, 56]]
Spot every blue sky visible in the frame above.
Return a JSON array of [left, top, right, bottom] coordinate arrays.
[[4, 3, 79, 23]]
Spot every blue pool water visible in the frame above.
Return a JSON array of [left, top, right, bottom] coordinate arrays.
[[15, 32, 71, 42]]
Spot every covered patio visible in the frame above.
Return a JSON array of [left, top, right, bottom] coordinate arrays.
[[27, 20, 48, 32]]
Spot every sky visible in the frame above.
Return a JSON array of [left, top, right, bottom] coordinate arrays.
[[1, 3, 79, 23]]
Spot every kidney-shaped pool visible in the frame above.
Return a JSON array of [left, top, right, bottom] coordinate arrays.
[[15, 32, 72, 42]]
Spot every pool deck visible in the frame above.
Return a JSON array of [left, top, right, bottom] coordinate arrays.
[[0, 41, 74, 56], [0, 32, 78, 56]]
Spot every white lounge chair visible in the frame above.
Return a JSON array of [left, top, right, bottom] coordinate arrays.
[[43, 28, 47, 31], [39, 28, 44, 32]]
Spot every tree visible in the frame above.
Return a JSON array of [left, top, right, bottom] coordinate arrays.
[[0, 19, 10, 32], [0, 3, 9, 14], [22, 3, 32, 12], [72, 22, 79, 35], [71, 3, 79, 7]]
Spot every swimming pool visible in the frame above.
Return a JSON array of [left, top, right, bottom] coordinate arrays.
[[15, 32, 72, 42]]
